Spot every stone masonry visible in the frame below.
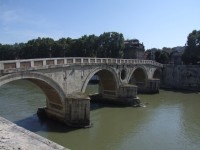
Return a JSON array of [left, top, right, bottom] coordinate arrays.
[[0, 116, 69, 150], [0, 57, 163, 127]]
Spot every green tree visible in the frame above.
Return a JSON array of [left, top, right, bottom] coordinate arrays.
[[0, 31, 125, 60], [21, 37, 54, 59], [145, 48, 161, 60], [182, 30, 200, 65], [153, 50, 170, 64], [85, 35, 98, 57], [57, 38, 72, 57], [97, 32, 124, 58], [0, 44, 16, 60], [159, 51, 170, 64]]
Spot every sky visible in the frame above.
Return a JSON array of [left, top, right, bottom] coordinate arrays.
[[0, 0, 199, 49]]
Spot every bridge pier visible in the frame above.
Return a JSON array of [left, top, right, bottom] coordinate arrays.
[[37, 93, 91, 128], [137, 79, 160, 93], [90, 84, 140, 106], [64, 93, 91, 127], [37, 84, 141, 128], [118, 84, 140, 106]]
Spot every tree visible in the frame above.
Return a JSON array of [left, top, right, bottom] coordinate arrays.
[[153, 50, 170, 64], [0, 31, 125, 60], [154, 50, 161, 62], [145, 48, 161, 60], [97, 32, 124, 58], [0, 44, 17, 60], [159, 51, 170, 64], [55, 37, 72, 57], [85, 35, 98, 57], [20, 37, 54, 59], [182, 30, 200, 65]]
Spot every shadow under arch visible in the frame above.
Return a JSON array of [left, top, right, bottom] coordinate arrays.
[[128, 66, 148, 88], [81, 67, 119, 95], [153, 68, 162, 79], [0, 72, 66, 111]]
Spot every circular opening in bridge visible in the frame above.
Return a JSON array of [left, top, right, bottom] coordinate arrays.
[[120, 69, 126, 80]]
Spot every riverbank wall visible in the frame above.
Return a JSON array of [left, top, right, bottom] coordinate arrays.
[[0, 116, 69, 150], [161, 64, 200, 91]]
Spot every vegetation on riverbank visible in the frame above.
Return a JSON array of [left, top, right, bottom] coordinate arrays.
[[0, 32, 124, 60], [0, 30, 199, 65]]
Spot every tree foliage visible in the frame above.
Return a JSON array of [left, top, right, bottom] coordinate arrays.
[[0, 32, 124, 60], [155, 50, 170, 64], [145, 48, 170, 64], [97, 32, 124, 58], [182, 30, 200, 65]]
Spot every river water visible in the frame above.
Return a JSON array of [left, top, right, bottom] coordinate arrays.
[[0, 80, 200, 150]]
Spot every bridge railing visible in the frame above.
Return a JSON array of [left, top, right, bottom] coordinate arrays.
[[0, 57, 163, 70]]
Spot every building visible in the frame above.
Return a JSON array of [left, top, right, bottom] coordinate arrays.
[[124, 39, 145, 59]]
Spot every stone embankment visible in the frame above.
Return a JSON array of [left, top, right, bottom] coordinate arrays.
[[0, 117, 69, 150], [161, 65, 200, 91]]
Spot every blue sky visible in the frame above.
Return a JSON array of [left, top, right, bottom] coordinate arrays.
[[0, 0, 199, 49]]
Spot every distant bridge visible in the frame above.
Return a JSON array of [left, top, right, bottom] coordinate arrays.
[[0, 57, 163, 127]]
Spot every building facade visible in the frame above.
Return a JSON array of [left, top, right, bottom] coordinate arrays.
[[124, 39, 145, 59]]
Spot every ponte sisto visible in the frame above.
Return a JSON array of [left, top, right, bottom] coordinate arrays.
[[0, 57, 163, 127]]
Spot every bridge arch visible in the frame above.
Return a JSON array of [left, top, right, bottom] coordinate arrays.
[[81, 67, 119, 94], [0, 72, 66, 111], [128, 66, 148, 87], [152, 68, 162, 79]]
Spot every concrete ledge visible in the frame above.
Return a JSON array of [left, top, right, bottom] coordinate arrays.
[[0, 116, 69, 150]]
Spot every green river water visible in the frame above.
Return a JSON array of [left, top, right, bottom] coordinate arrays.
[[0, 80, 200, 150]]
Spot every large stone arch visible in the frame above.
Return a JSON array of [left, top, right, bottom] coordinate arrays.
[[81, 66, 119, 94], [128, 66, 148, 84], [128, 66, 148, 93], [152, 68, 162, 79], [0, 72, 66, 112]]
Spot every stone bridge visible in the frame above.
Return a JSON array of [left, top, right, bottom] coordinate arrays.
[[0, 57, 163, 127]]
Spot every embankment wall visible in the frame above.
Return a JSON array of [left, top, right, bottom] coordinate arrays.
[[0, 116, 69, 150], [161, 65, 200, 91]]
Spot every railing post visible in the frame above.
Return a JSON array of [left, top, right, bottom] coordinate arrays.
[[43, 60, 46, 66], [16, 61, 20, 68], [0, 63, 3, 70], [54, 59, 57, 65], [64, 58, 67, 64], [30, 61, 34, 68]]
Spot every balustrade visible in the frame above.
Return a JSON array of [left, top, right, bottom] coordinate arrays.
[[0, 57, 163, 70]]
